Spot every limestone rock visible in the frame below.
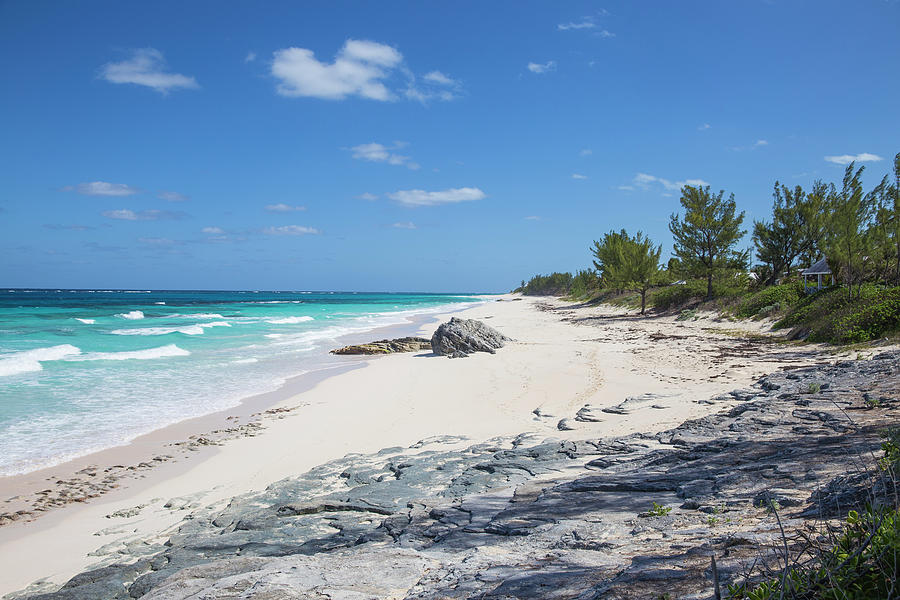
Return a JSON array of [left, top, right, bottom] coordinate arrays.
[[330, 337, 432, 355], [430, 317, 510, 357]]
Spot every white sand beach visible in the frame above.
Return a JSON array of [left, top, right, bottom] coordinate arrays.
[[0, 296, 841, 597]]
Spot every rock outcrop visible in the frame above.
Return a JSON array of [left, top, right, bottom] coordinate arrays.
[[330, 337, 432, 355], [15, 353, 900, 600], [430, 317, 510, 357]]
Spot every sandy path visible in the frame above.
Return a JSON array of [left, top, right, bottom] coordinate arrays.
[[0, 296, 841, 597]]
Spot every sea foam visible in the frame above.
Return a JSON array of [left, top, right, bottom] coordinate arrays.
[[71, 344, 190, 361], [75, 318, 96, 324], [265, 316, 315, 324], [111, 321, 231, 336], [0, 344, 81, 377], [117, 310, 145, 320]]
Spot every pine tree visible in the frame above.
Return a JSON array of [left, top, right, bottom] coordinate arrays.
[[669, 185, 747, 300], [824, 163, 875, 300]]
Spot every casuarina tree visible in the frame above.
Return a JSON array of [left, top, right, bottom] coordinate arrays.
[[669, 185, 747, 300]]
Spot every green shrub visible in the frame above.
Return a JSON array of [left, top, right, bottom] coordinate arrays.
[[649, 279, 707, 310], [516, 272, 574, 296], [729, 507, 900, 600], [773, 285, 900, 344], [647, 501, 672, 516], [735, 283, 802, 319]]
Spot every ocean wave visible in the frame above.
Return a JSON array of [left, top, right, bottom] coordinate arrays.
[[0, 344, 81, 377], [117, 310, 145, 320], [75, 318, 96, 324], [110, 321, 231, 336], [265, 316, 315, 324], [70, 344, 190, 361], [171, 313, 226, 320], [231, 357, 259, 364]]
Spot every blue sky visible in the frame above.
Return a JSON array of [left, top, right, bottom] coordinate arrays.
[[1, 1, 898, 292]]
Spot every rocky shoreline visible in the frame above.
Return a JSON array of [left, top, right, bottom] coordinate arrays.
[[14, 351, 898, 599]]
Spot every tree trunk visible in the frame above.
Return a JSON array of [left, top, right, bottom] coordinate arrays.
[[640, 289, 646, 315], [706, 272, 713, 301]]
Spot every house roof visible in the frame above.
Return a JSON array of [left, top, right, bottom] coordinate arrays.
[[801, 257, 831, 275]]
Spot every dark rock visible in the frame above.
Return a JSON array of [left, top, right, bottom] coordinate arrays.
[[430, 317, 510, 357], [330, 337, 431, 355]]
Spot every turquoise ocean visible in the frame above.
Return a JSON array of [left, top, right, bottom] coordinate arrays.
[[0, 290, 484, 476]]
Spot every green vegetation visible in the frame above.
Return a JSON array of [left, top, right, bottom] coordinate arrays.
[[730, 429, 900, 600], [591, 230, 664, 313], [513, 152, 900, 343], [647, 501, 672, 516], [669, 185, 748, 300], [734, 283, 802, 319], [514, 272, 574, 296]]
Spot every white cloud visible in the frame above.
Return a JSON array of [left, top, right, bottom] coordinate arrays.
[[572, 173, 588, 180], [524, 215, 541, 221], [244, 52, 257, 63], [357, 192, 378, 201], [597, 30, 615, 38], [387, 187, 486, 207], [423, 71, 456, 86], [102, 209, 184, 221], [580, 149, 592, 156], [100, 48, 198, 94], [272, 39, 403, 101], [265, 203, 306, 212], [633, 173, 708, 192], [65, 181, 140, 196], [698, 123, 711, 131], [558, 18, 596, 31], [202, 227, 224, 234], [527, 61, 557, 74], [392, 221, 417, 229], [263, 225, 320, 235], [138, 237, 177, 246], [158, 190, 188, 202], [618, 185, 635, 191], [349, 142, 419, 169], [754, 139, 769, 147], [824, 153, 883, 165]]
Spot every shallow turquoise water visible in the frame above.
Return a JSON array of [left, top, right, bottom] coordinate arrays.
[[0, 289, 483, 475]]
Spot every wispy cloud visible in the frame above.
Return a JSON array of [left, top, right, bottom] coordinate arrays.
[[524, 215, 541, 221], [357, 192, 379, 201], [102, 209, 185, 221], [387, 187, 485, 207], [698, 123, 711, 131], [244, 52, 257, 63], [824, 152, 883, 165], [100, 48, 198, 94], [406, 70, 462, 103], [558, 18, 596, 31], [64, 181, 140, 196], [596, 30, 615, 38], [632, 173, 708, 192], [265, 203, 306, 212], [158, 190, 189, 202], [348, 142, 419, 169], [201, 226, 224, 234], [138, 237, 178, 246], [263, 225, 320, 235], [423, 71, 456, 86], [392, 221, 417, 229], [580, 149, 593, 156], [527, 61, 557, 74], [617, 185, 635, 191], [730, 139, 770, 152], [572, 173, 588, 180], [44, 224, 96, 231]]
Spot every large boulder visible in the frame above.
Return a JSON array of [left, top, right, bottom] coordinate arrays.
[[430, 317, 510, 358], [330, 337, 432, 355]]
